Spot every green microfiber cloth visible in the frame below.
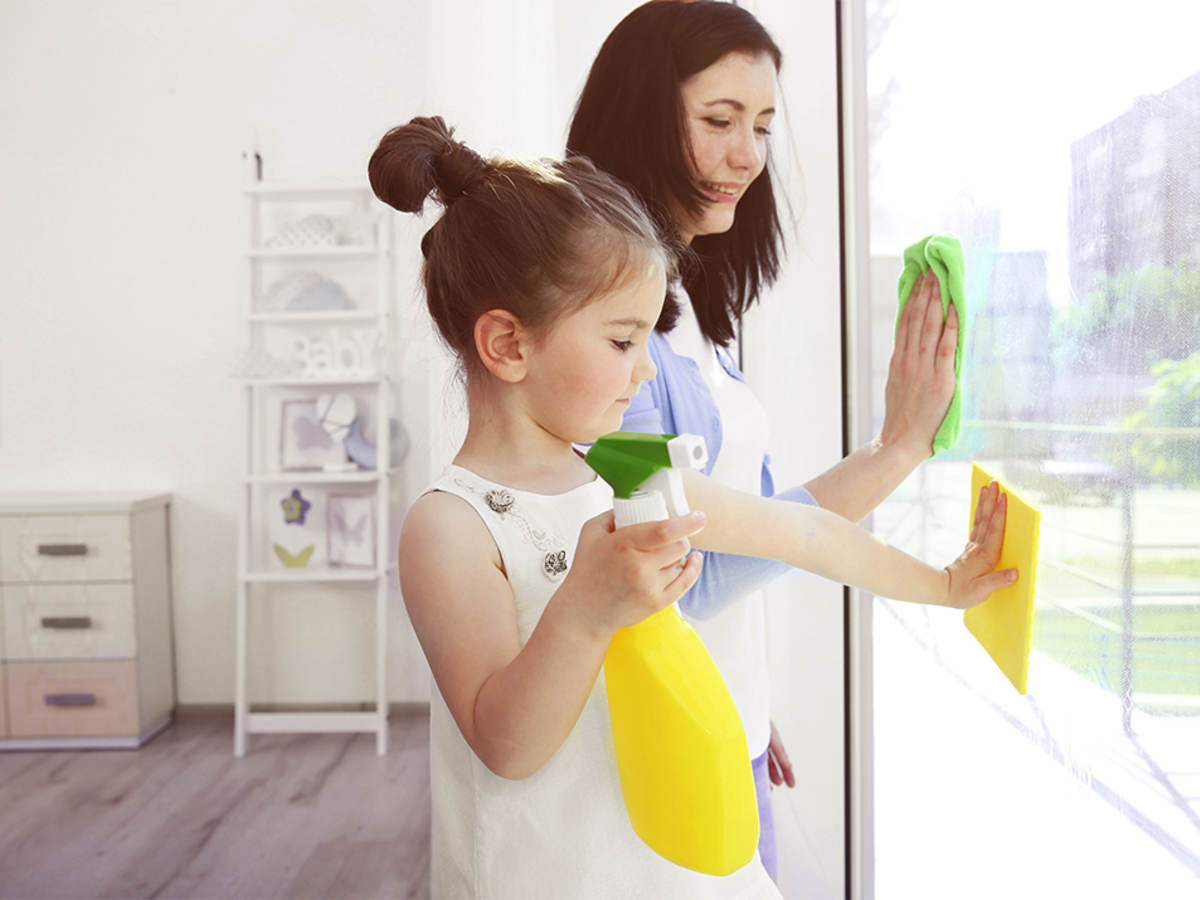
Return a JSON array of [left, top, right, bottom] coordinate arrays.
[[896, 233, 966, 456]]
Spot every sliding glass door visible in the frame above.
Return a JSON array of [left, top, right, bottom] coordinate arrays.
[[849, 0, 1200, 895]]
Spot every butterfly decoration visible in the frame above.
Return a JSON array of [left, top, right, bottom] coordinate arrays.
[[327, 495, 376, 567], [293, 415, 335, 451], [281, 488, 312, 526], [333, 509, 368, 545], [274, 543, 314, 568]]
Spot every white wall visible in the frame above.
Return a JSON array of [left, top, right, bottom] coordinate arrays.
[[0, 0, 434, 704]]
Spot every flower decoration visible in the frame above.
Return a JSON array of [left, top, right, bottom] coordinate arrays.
[[484, 490, 516, 515], [281, 488, 312, 526], [543, 549, 568, 580]]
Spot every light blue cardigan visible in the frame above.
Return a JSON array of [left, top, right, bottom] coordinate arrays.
[[620, 330, 818, 619]]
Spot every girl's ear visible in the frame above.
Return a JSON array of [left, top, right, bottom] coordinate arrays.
[[474, 309, 531, 383]]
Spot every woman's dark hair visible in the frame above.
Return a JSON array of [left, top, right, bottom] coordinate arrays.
[[567, 0, 783, 346], [368, 116, 671, 375]]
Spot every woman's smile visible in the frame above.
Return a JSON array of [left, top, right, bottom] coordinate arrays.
[[699, 180, 746, 203]]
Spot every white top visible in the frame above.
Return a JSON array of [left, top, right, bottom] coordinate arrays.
[[424, 464, 780, 900], [666, 299, 774, 758]]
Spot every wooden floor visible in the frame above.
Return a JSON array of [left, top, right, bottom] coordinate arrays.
[[0, 706, 431, 899]]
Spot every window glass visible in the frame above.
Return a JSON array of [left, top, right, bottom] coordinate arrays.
[[860, 1, 1200, 894]]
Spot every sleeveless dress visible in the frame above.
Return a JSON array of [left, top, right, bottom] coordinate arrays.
[[425, 464, 781, 900]]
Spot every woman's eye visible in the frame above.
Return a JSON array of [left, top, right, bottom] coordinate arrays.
[[611, 339, 633, 352], [755, 125, 772, 137], [703, 117, 731, 129]]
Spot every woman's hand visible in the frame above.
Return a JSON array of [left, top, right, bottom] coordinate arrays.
[[767, 721, 795, 789], [943, 480, 1018, 609], [560, 510, 706, 637], [880, 270, 959, 460]]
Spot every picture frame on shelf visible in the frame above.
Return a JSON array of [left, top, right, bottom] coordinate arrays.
[[327, 493, 376, 568], [279, 399, 352, 470]]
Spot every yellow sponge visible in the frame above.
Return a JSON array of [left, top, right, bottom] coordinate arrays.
[[965, 464, 1041, 694]]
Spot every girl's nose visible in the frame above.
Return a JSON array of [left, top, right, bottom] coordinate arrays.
[[633, 345, 657, 383]]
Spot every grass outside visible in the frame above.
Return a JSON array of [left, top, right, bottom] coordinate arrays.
[[1063, 554, 1200, 580], [1033, 604, 1200, 700]]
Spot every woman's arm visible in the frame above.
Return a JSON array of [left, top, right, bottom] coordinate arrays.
[[683, 470, 1015, 609], [804, 271, 959, 522], [399, 491, 704, 780]]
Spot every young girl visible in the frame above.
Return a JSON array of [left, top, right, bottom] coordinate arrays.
[[370, 116, 1014, 899]]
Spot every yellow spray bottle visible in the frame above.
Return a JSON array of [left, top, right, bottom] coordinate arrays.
[[584, 432, 758, 876]]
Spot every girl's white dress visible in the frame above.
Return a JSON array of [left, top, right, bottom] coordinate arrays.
[[425, 464, 781, 900]]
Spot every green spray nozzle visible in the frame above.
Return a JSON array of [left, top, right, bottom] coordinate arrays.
[[585, 432, 708, 526]]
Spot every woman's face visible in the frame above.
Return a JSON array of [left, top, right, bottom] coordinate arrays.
[[672, 51, 777, 244]]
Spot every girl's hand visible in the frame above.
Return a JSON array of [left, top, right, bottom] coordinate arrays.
[[943, 480, 1018, 609], [880, 270, 958, 459], [560, 510, 706, 636]]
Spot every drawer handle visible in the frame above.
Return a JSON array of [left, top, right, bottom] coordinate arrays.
[[37, 543, 89, 557], [44, 693, 97, 707], [41, 616, 94, 630]]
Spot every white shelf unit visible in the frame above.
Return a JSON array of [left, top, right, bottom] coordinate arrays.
[[234, 180, 395, 757]]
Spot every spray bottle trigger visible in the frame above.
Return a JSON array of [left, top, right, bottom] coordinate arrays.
[[641, 469, 690, 519], [666, 434, 708, 471]]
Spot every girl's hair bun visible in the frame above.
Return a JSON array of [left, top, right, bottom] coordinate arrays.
[[370, 111, 670, 375], [368, 115, 488, 213]]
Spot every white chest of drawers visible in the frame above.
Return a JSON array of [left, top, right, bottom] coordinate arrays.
[[0, 493, 175, 749]]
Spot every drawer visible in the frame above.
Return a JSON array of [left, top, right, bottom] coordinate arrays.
[[2, 585, 136, 660], [0, 515, 132, 583], [6, 660, 139, 737]]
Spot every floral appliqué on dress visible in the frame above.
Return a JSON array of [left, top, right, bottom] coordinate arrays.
[[455, 478, 569, 582], [484, 490, 515, 514], [543, 550, 568, 579]]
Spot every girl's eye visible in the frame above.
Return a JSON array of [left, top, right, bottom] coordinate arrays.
[[703, 117, 731, 129], [755, 125, 772, 137], [611, 339, 633, 352]]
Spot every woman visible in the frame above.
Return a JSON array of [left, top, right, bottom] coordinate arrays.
[[567, 0, 958, 879]]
